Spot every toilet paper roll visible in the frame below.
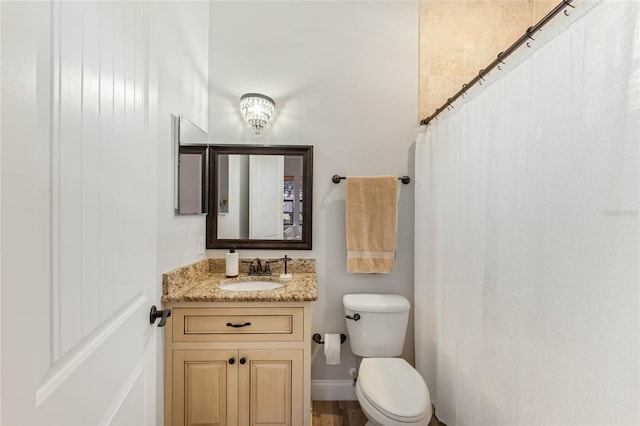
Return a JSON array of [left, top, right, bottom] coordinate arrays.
[[324, 333, 341, 365]]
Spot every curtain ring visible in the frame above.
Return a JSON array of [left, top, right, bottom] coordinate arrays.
[[526, 41, 531, 48], [564, 9, 570, 16], [526, 27, 535, 41], [497, 52, 506, 71]]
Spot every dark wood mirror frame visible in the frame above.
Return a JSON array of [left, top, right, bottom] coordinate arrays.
[[206, 144, 313, 250]]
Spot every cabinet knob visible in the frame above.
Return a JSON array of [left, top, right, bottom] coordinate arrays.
[[228, 357, 235, 365], [239, 357, 247, 365]]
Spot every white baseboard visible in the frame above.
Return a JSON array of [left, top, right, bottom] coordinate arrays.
[[311, 380, 357, 401]]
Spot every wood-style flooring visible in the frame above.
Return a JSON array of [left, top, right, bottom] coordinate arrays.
[[312, 400, 447, 426]]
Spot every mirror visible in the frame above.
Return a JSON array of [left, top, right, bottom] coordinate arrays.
[[207, 145, 313, 250], [174, 115, 208, 215]]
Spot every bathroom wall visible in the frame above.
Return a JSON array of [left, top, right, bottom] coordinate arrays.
[[156, 1, 209, 422], [207, 1, 419, 393], [419, 0, 557, 119], [157, 2, 209, 276]]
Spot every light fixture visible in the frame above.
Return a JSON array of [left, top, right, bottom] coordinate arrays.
[[240, 93, 276, 135]]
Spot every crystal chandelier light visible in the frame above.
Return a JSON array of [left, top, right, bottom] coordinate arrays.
[[240, 93, 276, 135]]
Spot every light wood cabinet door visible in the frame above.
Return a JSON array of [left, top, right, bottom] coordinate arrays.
[[165, 303, 311, 426], [173, 350, 239, 426], [238, 349, 304, 426]]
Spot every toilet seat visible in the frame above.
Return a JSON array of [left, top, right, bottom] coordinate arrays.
[[357, 358, 431, 424]]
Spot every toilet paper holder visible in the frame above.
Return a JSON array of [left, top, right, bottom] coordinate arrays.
[[312, 333, 347, 345]]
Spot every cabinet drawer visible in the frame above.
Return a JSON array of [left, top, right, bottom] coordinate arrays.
[[172, 307, 303, 342]]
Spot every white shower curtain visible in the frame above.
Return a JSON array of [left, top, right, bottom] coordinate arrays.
[[414, 1, 639, 425]]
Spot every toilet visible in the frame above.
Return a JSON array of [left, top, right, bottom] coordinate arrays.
[[343, 294, 432, 426]]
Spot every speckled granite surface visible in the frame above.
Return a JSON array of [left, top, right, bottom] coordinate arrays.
[[162, 258, 317, 302]]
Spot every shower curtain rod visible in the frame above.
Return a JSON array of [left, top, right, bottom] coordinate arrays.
[[420, 0, 576, 126]]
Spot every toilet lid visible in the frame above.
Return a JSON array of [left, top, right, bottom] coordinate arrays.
[[358, 358, 430, 422]]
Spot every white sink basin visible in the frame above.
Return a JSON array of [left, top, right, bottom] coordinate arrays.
[[219, 281, 284, 292]]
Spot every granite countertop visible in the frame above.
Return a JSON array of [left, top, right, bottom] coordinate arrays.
[[162, 258, 317, 303]]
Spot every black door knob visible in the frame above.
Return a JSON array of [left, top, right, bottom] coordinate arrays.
[[239, 357, 247, 365], [228, 357, 235, 365], [150, 305, 172, 327]]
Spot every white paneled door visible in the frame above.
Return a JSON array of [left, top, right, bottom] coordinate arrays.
[[1, 1, 159, 424], [249, 155, 284, 240]]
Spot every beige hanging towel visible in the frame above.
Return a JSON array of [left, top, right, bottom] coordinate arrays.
[[346, 176, 398, 273]]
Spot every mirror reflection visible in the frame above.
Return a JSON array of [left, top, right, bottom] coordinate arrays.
[[207, 145, 313, 250], [216, 155, 304, 240], [178, 146, 207, 214], [174, 115, 208, 215]]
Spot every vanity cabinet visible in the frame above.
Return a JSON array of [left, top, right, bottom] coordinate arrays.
[[164, 302, 311, 426]]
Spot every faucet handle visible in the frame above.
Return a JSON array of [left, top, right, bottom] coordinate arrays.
[[279, 255, 291, 275], [265, 258, 286, 275]]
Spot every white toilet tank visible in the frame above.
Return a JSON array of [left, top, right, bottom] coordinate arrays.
[[343, 294, 411, 357]]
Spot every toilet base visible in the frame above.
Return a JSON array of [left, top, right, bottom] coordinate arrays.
[[356, 382, 431, 426]]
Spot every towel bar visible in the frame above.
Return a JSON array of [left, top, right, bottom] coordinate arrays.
[[331, 175, 411, 184]]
